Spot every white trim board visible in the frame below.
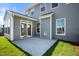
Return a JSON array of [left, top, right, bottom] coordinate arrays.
[[10, 14, 14, 41]]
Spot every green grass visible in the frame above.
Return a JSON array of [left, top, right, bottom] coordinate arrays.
[[0, 36, 79, 56], [52, 40, 79, 56], [0, 36, 27, 56]]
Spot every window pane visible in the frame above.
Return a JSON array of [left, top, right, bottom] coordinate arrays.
[[7, 19, 10, 34], [31, 11, 34, 15], [37, 23, 40, 33], [21, 23, 26, 36], [31, 8, 35, 16], [40, 3, 45, 12], [52, 3, 58, 8], [56, 18, 65, 35], [41, 7, 45, 12]]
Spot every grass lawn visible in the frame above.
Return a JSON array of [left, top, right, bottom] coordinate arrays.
[[52, 40, 79, 56], [0, 36, 27, 56], [0, 36, 79, 56]]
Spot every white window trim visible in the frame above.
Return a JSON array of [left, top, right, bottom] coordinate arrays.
[[51, 3, 59, 10], [40, 3, 46, 13], [56, 18, 66, 36], [36, 22, 40, 34]]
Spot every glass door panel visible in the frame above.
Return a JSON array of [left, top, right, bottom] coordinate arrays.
[[21, 23, 26, 37], [27, 22, 32, 37]]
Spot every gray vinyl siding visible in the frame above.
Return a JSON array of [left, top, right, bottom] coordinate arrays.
[[13, 15, 36, 40], [51, 3, 79, 43], [32, 21, 37, 37], [41, 17, 50, 39], [28, 3, 79, 43], [25, 5, 40, 19], [4, 3, 79, 43], [13, 16, 20, 40]]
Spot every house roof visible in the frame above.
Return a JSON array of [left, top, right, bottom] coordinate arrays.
[[41, 12, 54, 16], [25, 3, 40, 12], [39, 12, 54, 19], [7, 10, 38, 21]]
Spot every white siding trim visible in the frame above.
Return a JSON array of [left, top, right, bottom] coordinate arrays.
[[10, 14, 14, 41], [40, 18, 41, 38], [50, 14, 52, 40], [31, 22, 33, 37]]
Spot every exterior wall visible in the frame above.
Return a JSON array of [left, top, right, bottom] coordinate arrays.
[[32, 21, 37, 37], [25, 3, 54, 18], [4, 11, 13, 41], [51, 3, 79, 43], [13, 15, 36, 40], [41, 17, 50, 39], [26, 3, 79, 43], [13, 16, 20, 40], [25, 4, 40, 19]]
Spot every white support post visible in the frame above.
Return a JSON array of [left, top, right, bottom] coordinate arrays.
[[50, 14, 53, 40], [40, 18, 41, 38]]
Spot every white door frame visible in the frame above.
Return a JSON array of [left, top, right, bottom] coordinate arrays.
[[20, 20, 32, 39]]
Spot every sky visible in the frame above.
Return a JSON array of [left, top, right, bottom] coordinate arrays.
[[0, 3, 32, 25]]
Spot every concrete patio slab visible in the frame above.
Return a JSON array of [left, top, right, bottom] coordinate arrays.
[[13, 37, 57, 56]]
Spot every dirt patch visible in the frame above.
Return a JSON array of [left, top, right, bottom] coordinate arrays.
[[74, 45, 79, 53]]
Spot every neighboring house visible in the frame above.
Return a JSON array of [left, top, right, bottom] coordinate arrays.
[[4, 3, 79, 43], [0, 25, 4, 36]]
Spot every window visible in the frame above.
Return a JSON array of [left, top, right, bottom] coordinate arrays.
[[5, 18, 10, 34], [5, 20, 7, 33], [40, 3, 46, 12], [56, 18, 66, 35], [36, 23, 40, 34], [26, 11, 29, 15], [52, 3, 58, 8], [7, 19, 10, 34], [31, 8, 35, 16]]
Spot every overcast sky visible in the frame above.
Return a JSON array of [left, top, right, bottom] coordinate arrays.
[[0, 3, 32, 25]]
